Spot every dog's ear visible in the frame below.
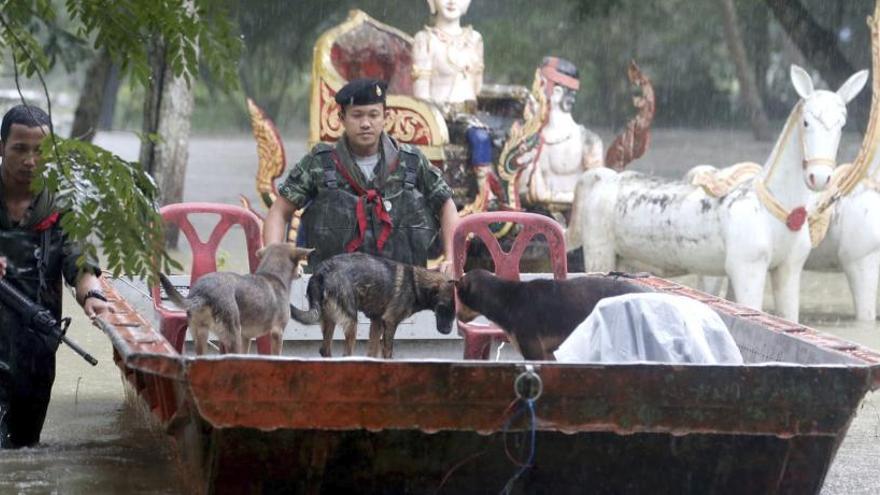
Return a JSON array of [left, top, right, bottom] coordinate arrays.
[[294, 247, 315, 256], [292, 247, 314, 262]]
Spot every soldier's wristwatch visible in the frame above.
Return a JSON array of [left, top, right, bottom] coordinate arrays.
[[81, 289, 108, 304]]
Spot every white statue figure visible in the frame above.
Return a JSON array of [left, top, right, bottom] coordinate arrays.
[[804, 117, 880, 321], [520, 57, 604, 205], [413, 0, 484, 107], [413, 0, 495, 191]]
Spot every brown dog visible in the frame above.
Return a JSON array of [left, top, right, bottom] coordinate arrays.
[[159, 243, 312, 355], [290, 252, 463, 358], [455, 269, 645, 360]]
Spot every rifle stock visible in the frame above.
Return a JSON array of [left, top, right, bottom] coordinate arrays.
[[0, 278, 98, 366]]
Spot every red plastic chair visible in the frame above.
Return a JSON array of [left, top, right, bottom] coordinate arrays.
[[150, 203, 266, 353], [453, 212, 568, 359]]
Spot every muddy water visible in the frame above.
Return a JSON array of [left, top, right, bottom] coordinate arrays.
[[0, 291, 182, 494], [800, 272, 880, 495], [1, 130, 878, 493]]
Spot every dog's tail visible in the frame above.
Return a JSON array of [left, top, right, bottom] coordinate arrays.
[[158, 272, 189, 309], [289, 273, 322, 325]]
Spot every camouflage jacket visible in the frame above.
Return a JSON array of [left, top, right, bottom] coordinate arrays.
[[278, 133, 453, 266], [279, 134, 452, 213], [0, 180, 100, 373]]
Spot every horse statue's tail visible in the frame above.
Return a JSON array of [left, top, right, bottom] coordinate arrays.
[[604, 61, 655, 171]]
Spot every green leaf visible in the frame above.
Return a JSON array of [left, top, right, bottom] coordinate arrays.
[[37, 137, 176, 284]]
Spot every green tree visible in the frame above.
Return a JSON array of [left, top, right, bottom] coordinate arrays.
[[0, 0, 241, 282]]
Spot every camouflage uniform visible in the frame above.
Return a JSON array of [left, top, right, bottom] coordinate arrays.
[[0, 183, 100, 448], [278, 133, 452, 267]]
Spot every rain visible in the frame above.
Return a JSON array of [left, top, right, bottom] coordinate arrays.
[[1, 0, 879, 493]]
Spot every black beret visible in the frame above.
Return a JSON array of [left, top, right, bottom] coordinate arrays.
[[334, 78, 388, 107]]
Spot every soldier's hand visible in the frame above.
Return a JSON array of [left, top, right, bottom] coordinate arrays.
[[0, 256, 6, 279], [84, 298, 115, 320]]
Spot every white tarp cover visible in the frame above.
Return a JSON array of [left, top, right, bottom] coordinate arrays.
[[553, 292, 744, 364]]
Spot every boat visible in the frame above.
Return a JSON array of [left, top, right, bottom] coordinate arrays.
[[95, 271, 880, 494]]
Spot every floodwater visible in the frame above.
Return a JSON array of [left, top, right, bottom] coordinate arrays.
[[1, 129, 879, 493]]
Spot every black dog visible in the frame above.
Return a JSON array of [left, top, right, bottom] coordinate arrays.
[[290, 253, 469, 358], [456, 269, 645, 360]]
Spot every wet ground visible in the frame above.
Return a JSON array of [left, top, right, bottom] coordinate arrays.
[[1, 129, 879, 493]]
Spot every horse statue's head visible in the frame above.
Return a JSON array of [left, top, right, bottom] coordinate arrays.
[[790, 64, 869, 191]]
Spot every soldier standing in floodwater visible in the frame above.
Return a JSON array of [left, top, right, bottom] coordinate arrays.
[[0, 105, 113, 448]]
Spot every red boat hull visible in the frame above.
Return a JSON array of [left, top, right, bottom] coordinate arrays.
[[97, 274, 880, 494]]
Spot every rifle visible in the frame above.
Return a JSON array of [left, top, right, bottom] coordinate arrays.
[[0, 278, 98, 366]]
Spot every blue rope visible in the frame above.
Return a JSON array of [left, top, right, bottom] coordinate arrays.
[[500, 398, 537, 495]]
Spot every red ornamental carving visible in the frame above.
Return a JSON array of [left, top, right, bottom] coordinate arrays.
[[384, 108, 431, 145], [330, 24, 414, 95], [605, 61, 655, 171], [320, 82, 344, 142]]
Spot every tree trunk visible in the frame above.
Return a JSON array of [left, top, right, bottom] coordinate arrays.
[[764, 0, 856, 88], [594, 41, 614, 127], [98, 63, 121, 130], [140, 35, 196, 248], [746, 3, 771, 107], [765, 0, 869, 130], [70, 49, 114, 142], [720, 0, 772, 141]]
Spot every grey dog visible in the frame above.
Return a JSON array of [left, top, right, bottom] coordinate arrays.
[[290, 252, 471, 358], [159, 243, 312, 355]]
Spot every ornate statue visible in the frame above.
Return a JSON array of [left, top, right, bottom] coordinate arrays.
[[413, 0, 484, 107], [413, 0, 495, 190], [519, 57, 604, 205], [495, 59, 654, 213]]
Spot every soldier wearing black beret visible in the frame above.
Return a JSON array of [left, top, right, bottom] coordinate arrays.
[[264, 78, 459, 275]]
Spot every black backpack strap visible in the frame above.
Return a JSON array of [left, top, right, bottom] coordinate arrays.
[[35, 228, 50, 305], [403, 154, 418, 191], [321, 152, 338, 189]]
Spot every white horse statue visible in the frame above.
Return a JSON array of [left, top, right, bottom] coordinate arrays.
[[799, 10, 880, 322], [567, 65, 868, 322], [805, 168, 880, 320]]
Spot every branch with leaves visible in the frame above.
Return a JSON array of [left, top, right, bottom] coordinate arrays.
[[2, 0, 241, 102], [1, 0, 241, 283], [35, 137, 182, 284]]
